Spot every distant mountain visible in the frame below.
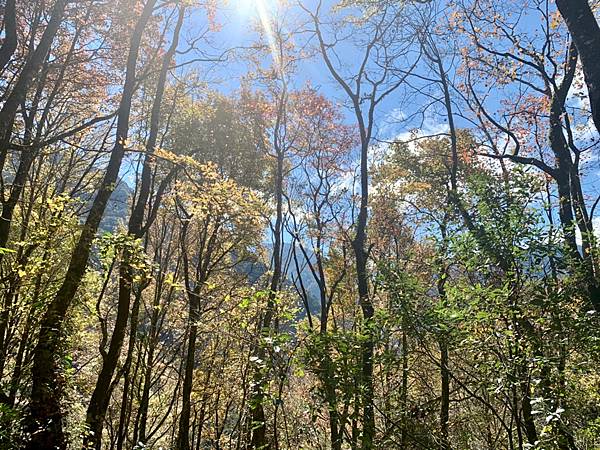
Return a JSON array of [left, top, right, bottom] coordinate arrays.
[[265, 242, 322, 316], [78, 179, 133, 234], [98, 185, 322, 315], [100, 181, 133, 232]]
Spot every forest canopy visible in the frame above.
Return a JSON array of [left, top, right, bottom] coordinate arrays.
[[0, 0, 599, 449]]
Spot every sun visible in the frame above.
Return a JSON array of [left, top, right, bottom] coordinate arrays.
[[233, 0, 271, 18]]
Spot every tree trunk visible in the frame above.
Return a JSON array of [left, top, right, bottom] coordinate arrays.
[[136, 297, 160, 445], [520, 378, 538, 446], [133, 255, 176, 447], [354, 135, 375, 450], [322, 354, 342, 450], [439, 339, 450, 450], [177, 314, 199, 450], [400, 327, 408, 450], [555, 0, 600, 134], [0, 0, 18, 73], [115, 288, 143, 450], [437, 223, 451, 450], [83, 7, 183, 448], [25, 2, 155, 448]]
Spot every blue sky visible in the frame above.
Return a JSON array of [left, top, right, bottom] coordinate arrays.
[[166, 0, 600, 233]]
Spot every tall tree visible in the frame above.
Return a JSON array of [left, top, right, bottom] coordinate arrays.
[[26, 1, 158, 448], [83, 6, 186, 449], [173, 162, 264, 450], [285, 88, 355, 450], [304, 1, 420, 446], [454, 0, 600, 308]]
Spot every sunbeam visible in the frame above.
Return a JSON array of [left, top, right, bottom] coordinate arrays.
[[235, 0, 283, 76]]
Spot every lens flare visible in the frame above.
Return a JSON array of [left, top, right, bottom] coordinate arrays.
[[235, 0, 283, 77], [255, 0, 282, 74]]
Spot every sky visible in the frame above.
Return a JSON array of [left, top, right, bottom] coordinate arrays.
[[200, 0, 463, 141], [165, 0, 600, 234]]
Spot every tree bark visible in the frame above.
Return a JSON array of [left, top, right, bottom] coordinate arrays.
[[555, 0, 600, 134], [25, 2, 155, 449], [0, 0, 18, 73], [115, 288, 142, 450], [350, 129, 376, 450], [177, 305, 199, 450], [520, 377, 538, 446], [439, 339, 450, 450], [437, 243, 450, 450], [83, 7, 183, 448]]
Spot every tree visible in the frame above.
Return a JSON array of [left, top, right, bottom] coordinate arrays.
[[452, 0, 600, 308], [302, 1, 421, 446], [285, 87, 355, 450], [83, 5, 186, 449], [26, 1, 158, 447], [172, 161, 264, 450]]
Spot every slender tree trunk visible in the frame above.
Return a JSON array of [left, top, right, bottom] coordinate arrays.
[[177, 306, 199, 450], [400, 327, 408, 450], [510, 367, 524, 450], [83, 7, 182, 448], [115, 288, 142, 450], [134, 258, 176, 447], [438, 272, 450, 450], [7, 243, 48, 404], [25, 2, 155, 448], [321, 354, 342, 450], [353, 136, 375, 450], [176, 209, 209, 450], [0, 0, 67, 180], [437, 223, 451, 450], [176, 324, 198, 450], [520, 377, 538, 446], [439, 339, 450, 450], [136, 307, 158, 445], [0, 266, 21, 376], [248, 101, 286, 449]]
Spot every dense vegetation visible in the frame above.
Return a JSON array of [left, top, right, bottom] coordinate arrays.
[[0, 0, 599, 449]]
